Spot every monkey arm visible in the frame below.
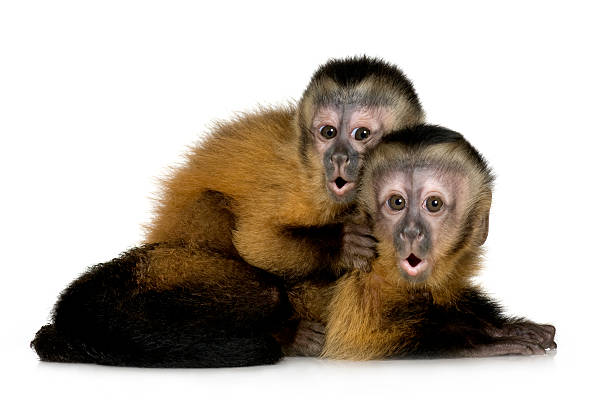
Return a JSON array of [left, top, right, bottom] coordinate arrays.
[[232, 218, 342, 280], [150, 185, 375, 281], [323, 276, 556, 360], [232, 216, 377, 281], [451, 288, 557, 354], [395, 288, 556, 358]]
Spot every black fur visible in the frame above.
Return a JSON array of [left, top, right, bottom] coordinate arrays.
[[381, 124, 492, 177], [31, 245, 289, 367], [282, 223, 347, 283], [387, 288, 511, 358], [310, 56, 421, 106], [383, 124, 464, 147], [32, 324, 282, 368]]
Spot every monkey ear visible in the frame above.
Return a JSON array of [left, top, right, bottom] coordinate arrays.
[[475, 195, 492, 246], [476, 211, 489, 246]]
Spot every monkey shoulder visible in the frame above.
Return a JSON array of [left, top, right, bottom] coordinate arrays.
[[182, 107, 301, 197]]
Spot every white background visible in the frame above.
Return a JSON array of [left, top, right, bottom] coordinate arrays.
[[1, 1, 611, 406]]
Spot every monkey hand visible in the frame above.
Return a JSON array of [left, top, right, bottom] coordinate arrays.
[[336, 221, 378, 275], [486, 321, 556, 351]]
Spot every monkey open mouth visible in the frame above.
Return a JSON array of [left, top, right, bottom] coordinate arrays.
[[407, 253, 422, 267], [400, 253, 428, 277], [329, 177, 354, 196]]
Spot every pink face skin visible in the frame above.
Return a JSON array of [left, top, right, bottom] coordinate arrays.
[[375, 167, 467, 283], [311, 105, 392, 201]]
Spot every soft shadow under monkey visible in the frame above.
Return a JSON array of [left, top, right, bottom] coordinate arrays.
[[286, 125, 556, 359]]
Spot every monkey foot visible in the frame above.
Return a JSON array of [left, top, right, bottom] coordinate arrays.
[[282, 320, 326, 357]]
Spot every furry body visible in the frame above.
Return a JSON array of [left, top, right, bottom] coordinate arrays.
[[32, 57, 424, 367]]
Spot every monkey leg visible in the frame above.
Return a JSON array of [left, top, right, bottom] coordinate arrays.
[[32, 244, 290, 367]]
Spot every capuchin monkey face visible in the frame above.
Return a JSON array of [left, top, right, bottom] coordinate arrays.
[[312, 105, 392, 202], [374, 167, 471, 284]]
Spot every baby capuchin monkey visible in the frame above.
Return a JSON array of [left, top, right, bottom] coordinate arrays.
[[32, 57, 425, 367], [288, 125, 556, 359]]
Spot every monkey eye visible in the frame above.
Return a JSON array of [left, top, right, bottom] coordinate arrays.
[[319, 125, 337, 139], [351, 127, 371, 141], [425, 196, 444, 213], [387, 194, 406, 211]]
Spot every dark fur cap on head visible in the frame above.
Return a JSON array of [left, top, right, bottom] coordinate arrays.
[[375, 124, 492, 177], [296, 56, 425, 137], [306, 56, 422, 108]]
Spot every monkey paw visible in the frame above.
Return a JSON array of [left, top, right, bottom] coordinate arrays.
[[461, 337, 549, 357], [487, 321, 556, 351], [282, 320, 326, 357], [337, 221, 378, 273]]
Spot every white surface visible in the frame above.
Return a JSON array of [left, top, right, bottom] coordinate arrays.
[[1, 1, 610, 406]]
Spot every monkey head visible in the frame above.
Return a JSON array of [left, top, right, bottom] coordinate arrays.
[[360, 125, 494, 288], [297, 57, 424, 203]]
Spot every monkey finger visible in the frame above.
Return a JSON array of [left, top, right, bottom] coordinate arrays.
[[343, 240, 378, 254], [343, 234, 378, 250], [299, 320, 326, 335], [539, 324, 556, 347], [343, 229, 377, 241], [464, 338, 546, 357], [529, 324, 556, 349], [546, 341, 557, 351], [496, 322, 556, 349], [362, 233, 379, 244], [346, 246, 377, 260], [344, 223, 373, 236], [504, 337, 547, 356]]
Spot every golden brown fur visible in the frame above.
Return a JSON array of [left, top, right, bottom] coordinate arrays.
[[32, 57, 429, 367], [286, 126, 555, 360], [142, 57, 424, 286], [144, 106, 342, 281]]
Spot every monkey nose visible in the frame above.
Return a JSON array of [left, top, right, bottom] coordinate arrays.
[[331, 152, 350, 166], [402, 226, 423, 242]]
